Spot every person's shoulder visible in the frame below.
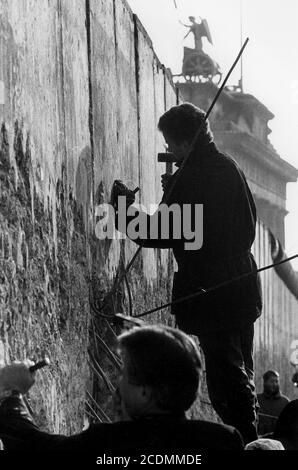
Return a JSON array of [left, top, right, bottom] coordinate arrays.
[[189, 419, 238, 433], [217, 151, 243, 174], [89, 419, 243, 451], [185, 420, 244, 449], [280, 394, 290, 403], [83, 421, 137, 448], [206, 146, 245, 181]]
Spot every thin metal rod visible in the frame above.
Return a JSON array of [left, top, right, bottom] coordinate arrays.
[[135, 253, 298, 318], [205, 38, 249, 120]]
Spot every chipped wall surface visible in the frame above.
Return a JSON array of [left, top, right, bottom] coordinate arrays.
[[3, 0, 296, 436], [88, 0, 176, 326], [0, 0, 91, 433], [0, 0, 181, 432]]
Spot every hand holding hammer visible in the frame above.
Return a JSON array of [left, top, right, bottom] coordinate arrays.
[[0, 358, 50, 395], [158, 152, 177, 191]]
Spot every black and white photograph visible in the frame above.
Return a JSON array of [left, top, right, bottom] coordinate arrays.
[[0, 0, 298, 465]]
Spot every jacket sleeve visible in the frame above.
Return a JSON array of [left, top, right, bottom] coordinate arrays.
[[115, 207, 184, 249], [0, 394, 97, 450], [113, 169, 189, 249], [114, 181, 202, 250]]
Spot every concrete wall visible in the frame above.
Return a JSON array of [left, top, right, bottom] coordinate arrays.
[[0, 0, 92, 433], [2, 0, 296, 436], [0, 0, 178, 432]]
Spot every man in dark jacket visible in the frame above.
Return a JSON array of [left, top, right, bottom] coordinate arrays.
[[0, 326, 243, 452], [257, 370, 290, 436], [114, 103, 262, 443]]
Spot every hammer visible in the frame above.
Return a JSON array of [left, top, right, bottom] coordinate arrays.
[[157, 152, 177, 176], [29, 357, 50, 373]]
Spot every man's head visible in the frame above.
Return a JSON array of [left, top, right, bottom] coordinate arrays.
[[117, 325, 202, 419], [158, 103, 213, 161], [263, 370, 280, 396], [189, 16, 195, 22]]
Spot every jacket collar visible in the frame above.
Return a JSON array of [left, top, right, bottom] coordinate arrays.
[[175, 142, 217, 168], [263, 390, 282, 399]]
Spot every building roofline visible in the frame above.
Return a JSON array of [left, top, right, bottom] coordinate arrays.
[[215, 130, 298, 183], [226, 91, 275, 120]]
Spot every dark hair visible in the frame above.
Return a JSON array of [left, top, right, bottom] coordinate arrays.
[[158, 103, 213, 146], [118, 325, 202, 412], [263, 370, 279, 382], [274, 400, 298, 438]]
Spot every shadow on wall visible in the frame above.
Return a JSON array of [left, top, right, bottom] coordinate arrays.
[[75, 144, 115, 262], [75, 146, 93, 235], [0, 14, 18, 118], [74, 145, 125, 319]]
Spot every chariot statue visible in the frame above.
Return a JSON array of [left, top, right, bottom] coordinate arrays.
[[179, 16, 222, 83]]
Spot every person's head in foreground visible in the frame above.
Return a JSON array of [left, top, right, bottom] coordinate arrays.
[[158, 103, 213, 162], [245, 438, 284, 450], [273, 399, 298, 449], [117, 325, 202, 420]]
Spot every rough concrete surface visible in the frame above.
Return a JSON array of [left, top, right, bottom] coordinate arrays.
[[0, 0, 184, 433], [2, 0, 296, 437]]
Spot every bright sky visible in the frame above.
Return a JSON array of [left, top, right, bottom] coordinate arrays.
[[128, 0, 298, 268]]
